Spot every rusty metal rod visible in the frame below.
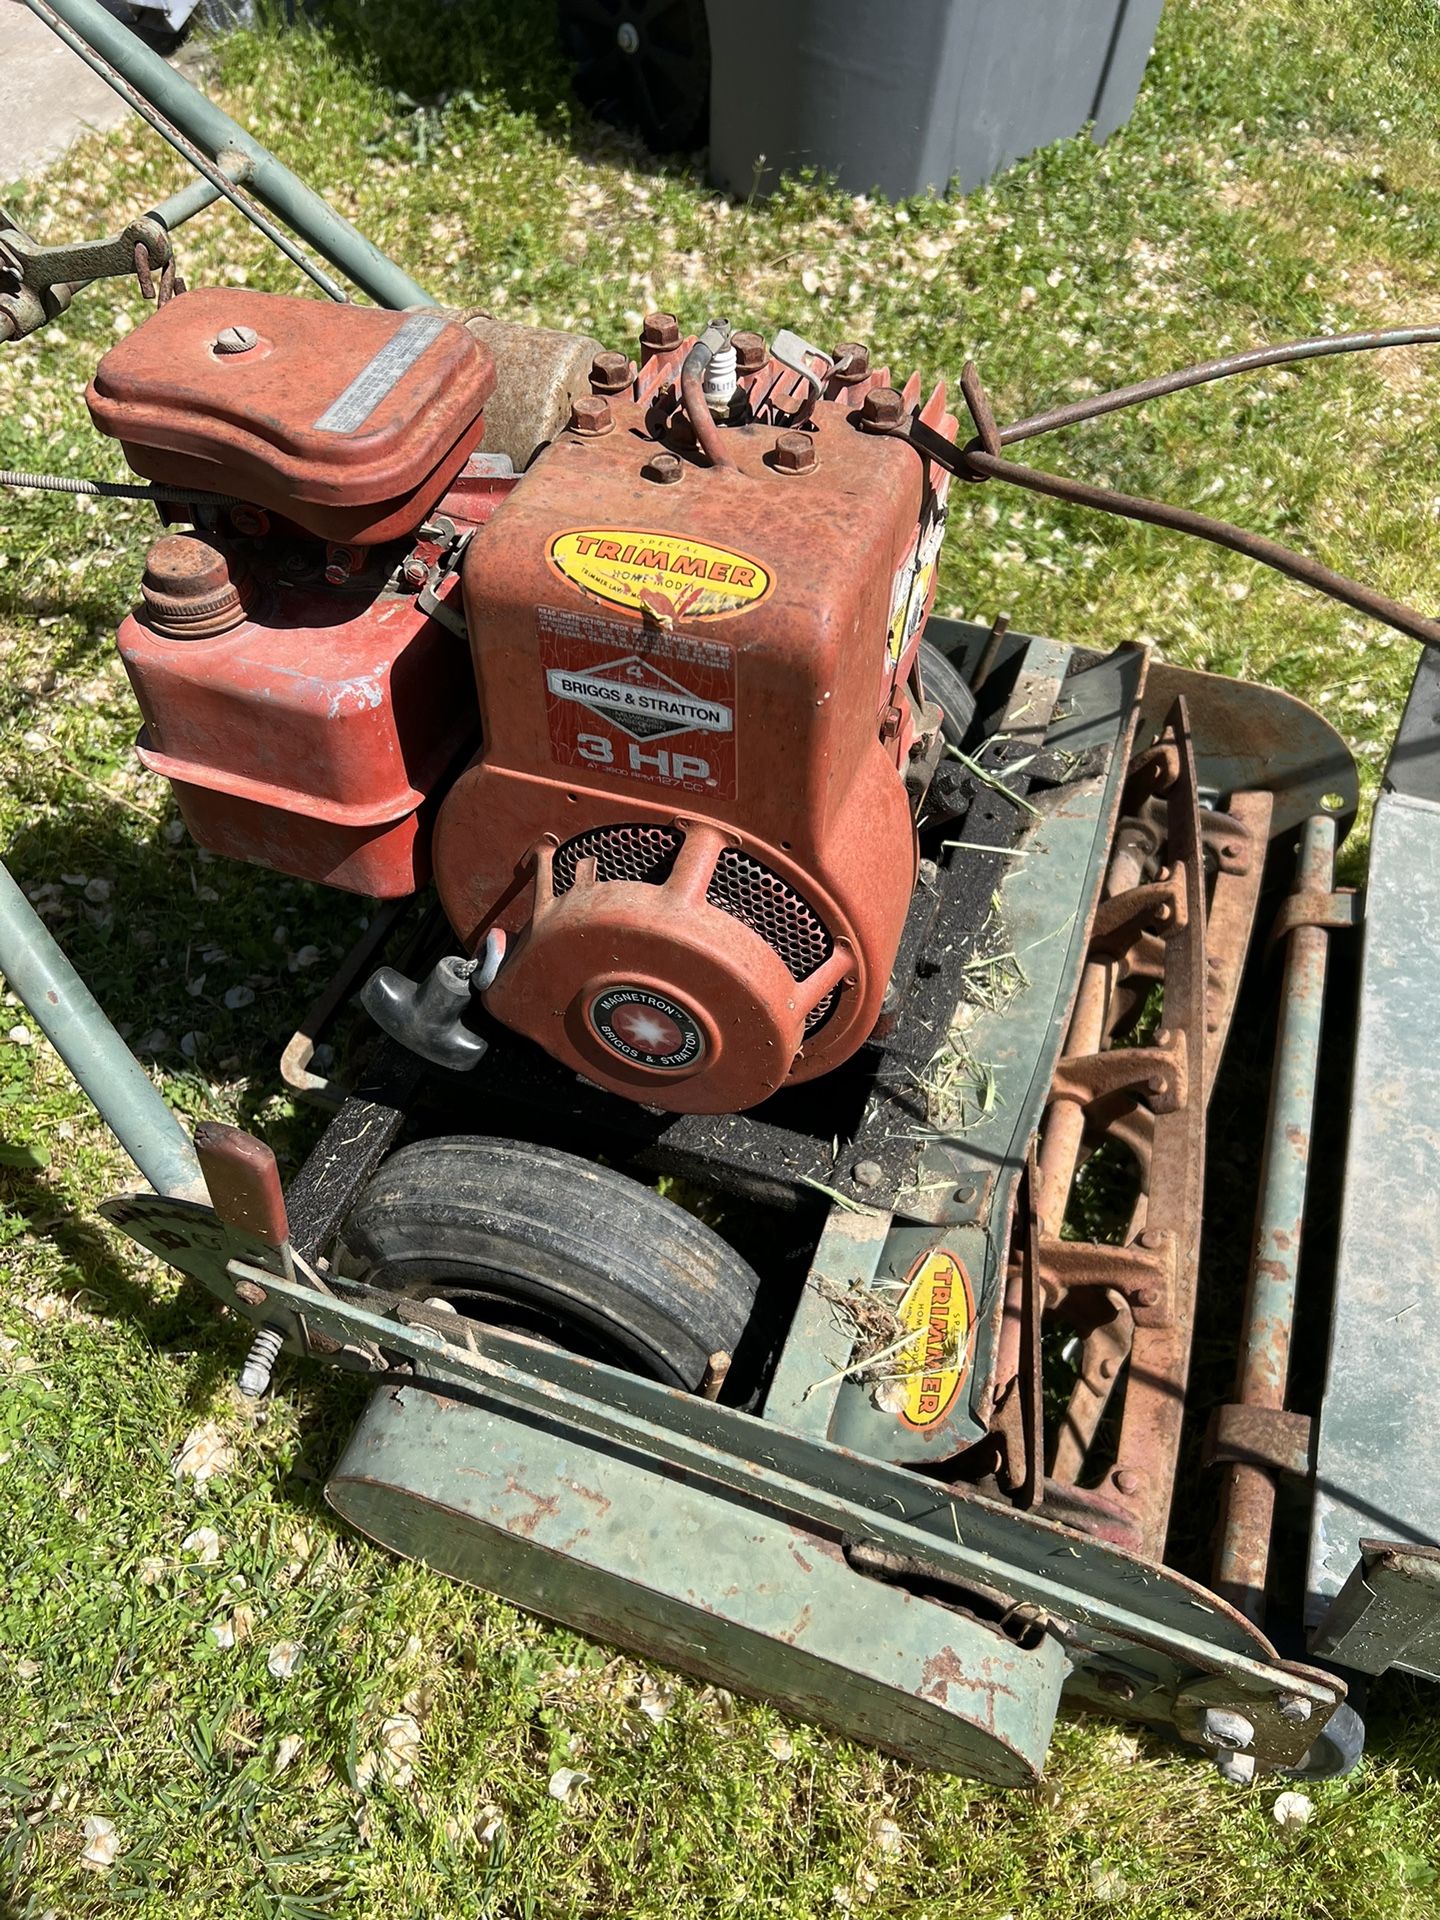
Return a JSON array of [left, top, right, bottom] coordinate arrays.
[[1213, 813, 1336, 1619], [1000, 326, 1440, 447], [946, 436, 1440, 657]]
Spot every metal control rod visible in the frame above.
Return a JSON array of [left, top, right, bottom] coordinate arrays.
[[21, 0, 432, 311]]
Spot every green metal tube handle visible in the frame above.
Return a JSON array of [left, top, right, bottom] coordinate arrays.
[[21, 0, 432, 312], [0, 860, 202, 1199]]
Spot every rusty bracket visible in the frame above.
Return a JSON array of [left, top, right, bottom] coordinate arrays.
[[0, 206, 175, 341], [1037, 1230, 1176, 1325], [1266, 886, 1357, 953], [1050, 1028, 1188, 1116], [1204, 1403, 1314, 1479], [1089, 873, 1188, 951], [1198, 805, 1256, 876]]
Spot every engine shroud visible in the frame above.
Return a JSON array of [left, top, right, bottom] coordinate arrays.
[[434, 339, 955, 1112]]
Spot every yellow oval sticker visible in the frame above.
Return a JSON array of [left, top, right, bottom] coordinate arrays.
[[546, 527, 773, 622], [894, 1248, 975, 1430]]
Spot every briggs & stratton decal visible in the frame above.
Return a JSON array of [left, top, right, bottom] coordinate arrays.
[[539, 605, 738, 799]]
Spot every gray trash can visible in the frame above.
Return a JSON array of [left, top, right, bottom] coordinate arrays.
[[707, 0, 1165, 200]]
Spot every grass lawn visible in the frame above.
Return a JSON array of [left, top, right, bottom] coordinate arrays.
[[3, 0, 1440, 1912]]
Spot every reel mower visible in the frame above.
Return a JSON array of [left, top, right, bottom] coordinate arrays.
[[4, 0, 1439, 1788]]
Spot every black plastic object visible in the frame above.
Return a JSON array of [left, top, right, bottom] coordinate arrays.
[[341, 1135, 762, 1388], [707, 0, 1165, 200], [919, 637, 978, 748], [559, 0, 711, 151], [360, 957, 488, 1072]]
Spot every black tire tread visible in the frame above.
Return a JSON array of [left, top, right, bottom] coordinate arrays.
[[919, 638, 978, 747], [343, 1135, 759, 1389]]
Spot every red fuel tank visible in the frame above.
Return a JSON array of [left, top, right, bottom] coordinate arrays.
[[116, 530, 479, 897]]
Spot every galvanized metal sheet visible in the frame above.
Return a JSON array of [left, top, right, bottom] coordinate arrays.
[[1308, 789, 1440, 1652], [1311, 1544, 1440, 1682]]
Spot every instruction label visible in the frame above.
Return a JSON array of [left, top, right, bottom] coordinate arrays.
[[539, 605, 738, 799]]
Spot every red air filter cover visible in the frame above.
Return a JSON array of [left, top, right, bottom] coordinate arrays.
[[87, 288, 495, 545]]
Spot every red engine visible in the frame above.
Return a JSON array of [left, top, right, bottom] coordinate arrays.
[[89, 292, 958, 1113]]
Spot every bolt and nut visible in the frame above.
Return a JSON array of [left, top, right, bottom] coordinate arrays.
[[731, 329, 766, 374], [1278, 1695, 1313, 1725], [860, 386, 906, 430], [642, 450, 684, 485], [640, 310, 681, 356], [569, 395, 614, 436], [1198, 1707, 1255, 1751], [214, 323, 259, 355], [832, 342, 871, 383], [772, 431, 817, 474], [233, 1278, 268, 1308], [589, 350, 635, 394]]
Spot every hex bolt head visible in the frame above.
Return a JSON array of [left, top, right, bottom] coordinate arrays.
[[234, 1278, 268, 1308], [852, 1159, 884, 1188], [1214, 1748, 1257, 1786], [642, 450, 684, 485], [1199, 1707, 1255, 1752], [773, 430, 817, 473], [731, 329, 766, 374], [214, 323, 259, 355], [833, 341, 871, 383], [569, 395, 614, 436], [860, 386, 906, 430], [641, 310, 681, 354], [589, 350, 635, 394], [1096, 1670, 1137, 1702], [1278, 1695, 1314, 1725]]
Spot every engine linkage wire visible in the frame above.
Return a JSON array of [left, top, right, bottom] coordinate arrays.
[[896, 326, 1440, 656]]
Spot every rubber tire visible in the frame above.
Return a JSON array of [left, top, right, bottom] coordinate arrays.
[[341, 1135, 760, 1390], [1279, 1700, 1366, 1782], [919, 639, 978, 748]]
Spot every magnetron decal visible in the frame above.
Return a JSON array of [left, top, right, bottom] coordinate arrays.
[[893, 1247, 976, 1430], [539, 605, 737, 800], [546, 527, 773, 621]]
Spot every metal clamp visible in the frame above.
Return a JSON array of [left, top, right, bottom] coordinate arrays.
[[1267, 886, 1357, 953]]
